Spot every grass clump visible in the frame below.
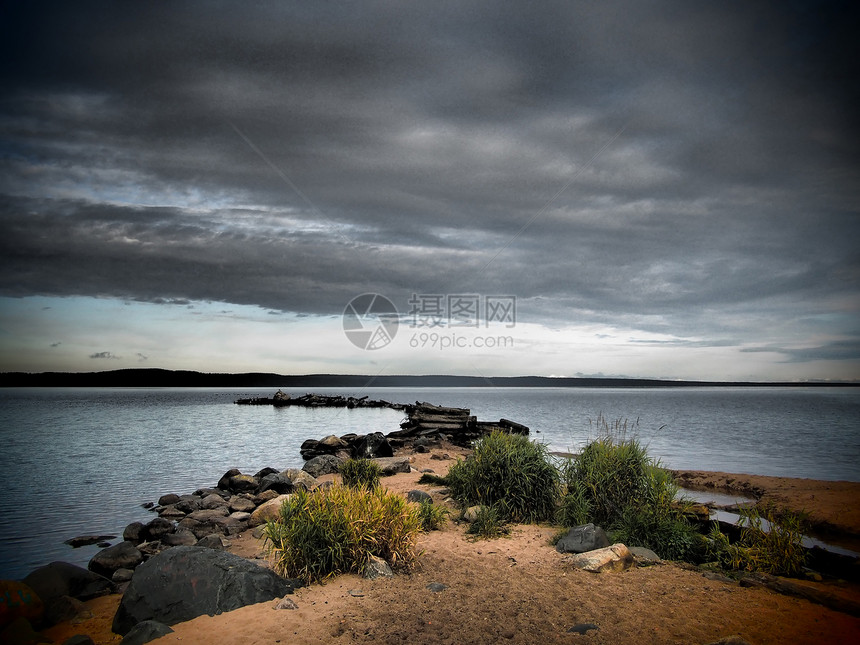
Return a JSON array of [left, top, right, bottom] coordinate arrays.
[[416, 499, 448, 532], [707, 505, 808, 576], [263, 483, 420, 584], [466, 504, 510, 539], [340, 457, 382, 489], [417, 472, 448, 486], [559, 420, 701, 560], [446, 430, 559, 523]]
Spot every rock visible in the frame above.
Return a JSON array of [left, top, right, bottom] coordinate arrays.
[[363, 555, 393, 580], [463, 506, 482, 522], [195, 535, 226, 550], [629, 546, 661, 564], [227, 474, 259, 493], [0, 616, 48, 645], [135, 542, 165, 559], [88, 542, 143, 578], [157, 494, 181, 507], [259, 473, 294, 495], [562, 543, 634, 573], [112, 569, 135, 584], [199, 493, 229, 510], [187, 508, 229, 522], [216, 468, 242, 490], [555, 524, 610, 554], [229, 511, 251, 522], [283, 469, 320, 491], [320, 434, 348, 451], [249, 494, 292, 527], [62, 635, 95, 645], [63, 535, 116, 548], [161, 530, 197, 547], [174, 496, 201, 514], [372, 457, 411, 475], [567, 623, 599, 635], [0, 580, 44, 630], [426, 582, 447, 592], [705, 638, 753, 645], [123, 523, 146, 544], [157, 506, 186, 521], [42, 594, 86, 625], [353, 432, 393, 459], [112, 546, 301, 635], [302, 454, 344, 478], [120, 619, 174, 645], [253, 490, 280, 504], [274, 597, 298, 610], [23, 562, 114, 605], [144, 518, 174, 541], [253, 467, 279, 479], [228, 496, 257, 514], [407, 490, 432, 504]]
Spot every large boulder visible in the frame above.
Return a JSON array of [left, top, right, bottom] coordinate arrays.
[[112, 546, 300, 635], [353, 432, 393, 459], [0, 580, 44, 630], [89, 542, 143, 578], [555, 524, 610, 554], [562, 543, 634, 573], [23, 562, 114, 604], [372, 457, 411, 475], [283, 469, 320, 491], [302, 454, 343, 478], [258, 473, 294, 495]]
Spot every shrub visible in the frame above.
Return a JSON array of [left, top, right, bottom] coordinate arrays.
[[707, 505, 808, 576], [445, 430, 559, 523], [417, 472, 448, 486], [340, 457, 382, 490], [559, 426, 699, 560], [416, 499, 448, 532], [466, 504, 510, 539], [263, 483, 421, 584]]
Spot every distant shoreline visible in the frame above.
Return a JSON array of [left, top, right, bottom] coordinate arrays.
[[1, 368, 857, 388]]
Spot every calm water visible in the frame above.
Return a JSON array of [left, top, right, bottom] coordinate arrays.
[[1, 386, 858, 579]]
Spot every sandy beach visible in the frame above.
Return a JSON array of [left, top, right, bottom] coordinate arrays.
[[43, 445, 860, 645]]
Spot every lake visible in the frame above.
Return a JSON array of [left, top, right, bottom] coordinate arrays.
[[1, 386, 858, 580]]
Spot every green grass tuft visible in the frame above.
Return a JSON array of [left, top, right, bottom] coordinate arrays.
[[263, 483, 420, 584], [340, 457, 382, 490]]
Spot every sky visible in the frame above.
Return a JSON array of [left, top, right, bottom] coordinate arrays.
[[0, 1, 858, 382]]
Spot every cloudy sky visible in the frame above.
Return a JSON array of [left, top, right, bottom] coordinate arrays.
[[1, 1, 858, 382]]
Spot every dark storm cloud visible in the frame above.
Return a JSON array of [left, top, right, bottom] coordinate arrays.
[[1, 1, 859, 362]]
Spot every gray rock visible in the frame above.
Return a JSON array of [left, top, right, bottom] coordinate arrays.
[[89, 541, 143, 578], [372, 457, 411, 475], [407, 490, 432, 504], [555, 524, 610, 554], [216, 468, 242, 490], [157, 494, 181, 507], [195, 534, 227, 550], [157, 505, 186, 521], [259, 473, 294, 495], [120, 619, 174, 645], [302, 454, 344, 478], [629, 546, 661, 564], [363, 555, 393, 580], [174, 496, 201, 514], [161, 529, 197, 547], [283, 469, 320, 491], [228, 496, 257, 514], [123, 522, 146, 545], [199, 493, 229, 510], [112, 546, 301, 635], [274, 597, 298, 610], [353, 432, 393, 459], [112, 569, 135, 584], [567, 623, 599, 635], [144, 517, 174, 541], [23, 561, 115, 605]]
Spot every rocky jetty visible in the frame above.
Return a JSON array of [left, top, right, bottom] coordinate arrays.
[[235, 391, 406, 409]]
